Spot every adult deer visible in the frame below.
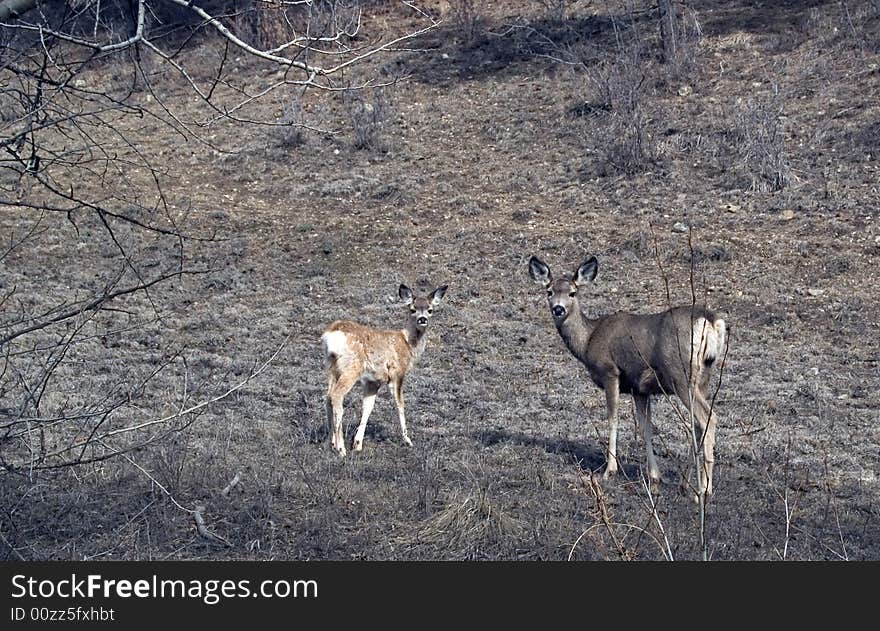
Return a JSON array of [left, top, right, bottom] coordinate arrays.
[[528, 255, 727, 497], [321, 284, 448, 456]]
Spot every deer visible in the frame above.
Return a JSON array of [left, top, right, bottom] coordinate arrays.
[[321, 283, 448, 457], [528, 255, 727, 498]]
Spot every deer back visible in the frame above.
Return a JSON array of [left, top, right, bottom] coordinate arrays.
[[577, 306, 725, 395], [323, 321, 415, 383]]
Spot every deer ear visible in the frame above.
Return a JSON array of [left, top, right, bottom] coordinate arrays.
[[575, 256, 598, 285], [528, 256, 551, 286], [430, 285, 448, 305], [399, 284, 414, 304]]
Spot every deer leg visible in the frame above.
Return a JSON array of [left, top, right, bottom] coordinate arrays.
[[674, 382, 716, 499], [694, 391, 718, 496], [325, 373, 338, 450], [328, 372, 358, 457], [603, 379, 620, 479], [391, 377, 413, 447], [325, 395, 335, 448], [635, 394, 660, 484], [352, 380, 380, 452]]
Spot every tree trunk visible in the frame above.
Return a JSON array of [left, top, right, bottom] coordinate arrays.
[[659, 0, 678, 64], [254, 0, 288, 50]]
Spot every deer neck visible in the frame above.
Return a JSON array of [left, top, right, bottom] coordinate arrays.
[[403, 318, 428, 363], [557, 307, 598, 358]]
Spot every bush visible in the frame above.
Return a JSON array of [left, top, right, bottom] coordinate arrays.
[[277, 94, 307, 149], [665, 5, 704, 78], [344, 86, 393, 151], [578, 23, 660, 175], [448, 0, 486, 47], [728, 91, 792, 192], [533, 0, 575, 23]]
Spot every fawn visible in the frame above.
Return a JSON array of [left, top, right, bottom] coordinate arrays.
[[321, 284, 448, 456]]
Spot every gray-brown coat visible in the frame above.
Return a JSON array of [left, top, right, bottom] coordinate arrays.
[[529, 255, 727, 497]]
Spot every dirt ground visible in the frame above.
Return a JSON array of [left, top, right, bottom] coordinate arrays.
[[1, 0, 879, 560]]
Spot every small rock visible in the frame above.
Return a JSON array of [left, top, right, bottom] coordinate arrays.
[[806, 288, 825, 297], [781, 209, 796, 220], [672, 222, 689, 233], [677, 85, 693, 97]]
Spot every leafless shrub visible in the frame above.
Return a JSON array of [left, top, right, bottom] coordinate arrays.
[[569, 469, 636, 560], [800, 6, 826, 37], [728, 91, 792, 192], [345, 86, 393, 151], [637, 227, 731, 561], [230, 0, 363, 50], [657, 1, 702, 69], [796, 2, 879, 51], [448, 0, 485, 47], [151, 432, 194, 494], [533, 0, 575, 23], [666, 5, 703, 77], [277, 94, 307, 149], [233, 0, 290, 50], [578, 25, 660, 175], [839, 0, 880, 51]]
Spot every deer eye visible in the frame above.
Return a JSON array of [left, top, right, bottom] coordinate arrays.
[[569, 291, 576, 297], [546, 289, 553, 297], [428, 308, 433, 314]]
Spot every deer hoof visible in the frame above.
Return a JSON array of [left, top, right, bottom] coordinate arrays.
[[402, 437, 413, 447], [352, 439, 363, 452], [602, 466, 618, 480]]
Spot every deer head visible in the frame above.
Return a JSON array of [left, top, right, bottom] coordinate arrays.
[[528, 255, 598, 323], [399, 284, 448, 331]]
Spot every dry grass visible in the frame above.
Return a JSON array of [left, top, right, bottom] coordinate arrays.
[[399, 489, 526, 559], [1, 0, 879, 561]]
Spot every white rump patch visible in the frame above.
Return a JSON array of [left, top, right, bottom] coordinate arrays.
[[322, 330, 350, 358], [692, 317, 727, 365]]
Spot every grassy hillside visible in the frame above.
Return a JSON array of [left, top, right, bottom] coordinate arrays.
[[1, 0, 878, 560]]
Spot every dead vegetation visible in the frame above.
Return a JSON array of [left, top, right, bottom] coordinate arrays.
[[1, 0, 879, 560]]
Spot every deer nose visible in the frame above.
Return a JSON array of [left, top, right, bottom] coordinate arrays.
[[552, 305, 566, 318], [417, 317, 428, 326]]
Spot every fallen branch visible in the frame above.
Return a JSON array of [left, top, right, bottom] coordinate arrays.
[[100, 440, 231, 547], [221, 472, 242, 497], [193, 504, 232, 547]]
